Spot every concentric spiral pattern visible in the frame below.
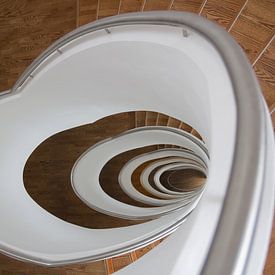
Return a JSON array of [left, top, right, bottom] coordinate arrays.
[[72, 125, 208, 221], [0, 11, 274, 275]]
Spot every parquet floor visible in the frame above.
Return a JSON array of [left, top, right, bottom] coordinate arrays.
[[0, 0, 274, 274]]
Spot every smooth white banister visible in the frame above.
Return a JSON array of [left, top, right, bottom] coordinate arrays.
[[0, 11, 273, 275]]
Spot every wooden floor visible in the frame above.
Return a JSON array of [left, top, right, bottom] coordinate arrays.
[[0, 238, 164, 275], [0, 0, 274, 274], [23, 110, 204, 225], [23, 112, 147, 229]]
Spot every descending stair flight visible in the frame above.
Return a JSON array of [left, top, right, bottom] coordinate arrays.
[[0, 11, 274, 275]]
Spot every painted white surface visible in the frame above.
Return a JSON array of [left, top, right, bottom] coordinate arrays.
[[0, 24, 237, 267], [140, 155, 205, 199], [72, 127, 208, 218], [119, 149, 206, 205], [153, 162, 205, 195]]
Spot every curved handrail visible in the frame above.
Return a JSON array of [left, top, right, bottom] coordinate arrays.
[[0, 11, 271, 274], [71, 126, 207, 220], [119, 148, 206, 205], [153, 162, 205, 195]]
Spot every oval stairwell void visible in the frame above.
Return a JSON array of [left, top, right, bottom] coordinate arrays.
[[0, 11, 274, 275]]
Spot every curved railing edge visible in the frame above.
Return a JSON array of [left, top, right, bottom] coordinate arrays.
[[0, 11, 270, 274]]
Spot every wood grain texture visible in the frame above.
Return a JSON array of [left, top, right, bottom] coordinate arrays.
[[131, 160, 161, 198], [191, 128, 203, 140], [145, 111, 158, 125], [143, 0, 171, 11], [0, 253, 106, 275], [229, 0, 275, 63], [107, 254, 132, 272], [98, 0, 120, 19], [119, 0, 143, 13], [161, 169, 205, 191], [0, 0, 76, 91], [167, 116, 181, 128], [135, 110, 146, 127], [0, 1, 275, 273], [254, 38, 275, 109], [105, 239, 165, 274], [264, 217, 275, 275], [200, 0, 247, 29], [100, 145, 158, 206], [23, 112, 147, 229], [171, 0, 204, 14], [179, 121, 192, 132], [156, 112, 169, 126], [78, 0, 98, 26]]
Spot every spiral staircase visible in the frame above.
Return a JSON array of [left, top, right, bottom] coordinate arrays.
[[0, 11, 274, 275]]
